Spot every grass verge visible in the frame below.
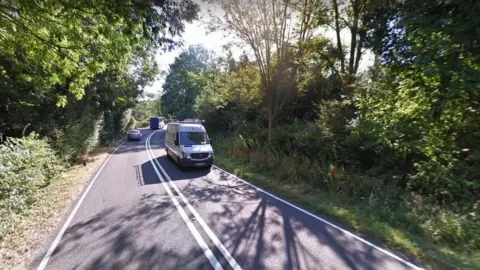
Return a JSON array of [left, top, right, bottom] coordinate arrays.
[[0, 140, 123, 269], [214, 154, 480, 270]]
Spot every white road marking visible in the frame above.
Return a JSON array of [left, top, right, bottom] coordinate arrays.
[[37, 140, 126, 270], [148, 131, 242, 270], [145, 132, 223, 270], [212, 166, 424, 270]]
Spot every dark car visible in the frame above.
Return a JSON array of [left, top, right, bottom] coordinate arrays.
[[127, 130, 142, 141]]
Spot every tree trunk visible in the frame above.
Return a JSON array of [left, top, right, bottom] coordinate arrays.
[[332, 0, 345, 74], [348, 0, 359, 85], [268, 104, 273, 140]]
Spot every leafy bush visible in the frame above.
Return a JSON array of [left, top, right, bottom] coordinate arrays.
[[48, 108, 135, 161], [137, 118, 150, 128], [100, 109, 135, 146], [410, 197, 480, 250], [358, 65, 480, 204], [0, 135, 65, 222], [52, 113, 103, 160]]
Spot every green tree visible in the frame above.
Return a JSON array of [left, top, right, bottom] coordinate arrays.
[[208, 0, 298, 138], [161, 45, 213, 120], [358, 0, 480, 202], [0, 0, 198, 105], [194, 62, 262, 133], [0, 0, 199, 157]]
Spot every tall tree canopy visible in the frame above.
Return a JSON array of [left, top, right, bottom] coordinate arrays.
[[161, 45, 214, 120], [358, 0, 480, 201], [0, 0, 198, 127], [208, 0, 298, 136], [0, 0, 199, 151], [0, 0, 198, 105]]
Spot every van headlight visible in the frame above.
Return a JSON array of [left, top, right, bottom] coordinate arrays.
[[209, 152, 214, 157], [182, 152, 190, 159]]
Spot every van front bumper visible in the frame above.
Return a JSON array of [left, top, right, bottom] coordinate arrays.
[[180, 157, 213, 168]]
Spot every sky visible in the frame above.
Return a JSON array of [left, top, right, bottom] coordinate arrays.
[[143, 3, 374, 97], [142, 22, 226, 96], [143, 4, 233, 96]]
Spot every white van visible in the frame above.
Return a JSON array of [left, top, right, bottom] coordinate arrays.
[[165, 121, 214, 168]]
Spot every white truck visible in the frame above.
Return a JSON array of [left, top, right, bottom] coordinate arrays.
[[165, 121, 214, 168]]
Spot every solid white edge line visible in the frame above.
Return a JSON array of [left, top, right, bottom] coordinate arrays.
[[211, 165, 424, 270], [37, 140, 126, 270], [145, 132, 222, 270], [148, 130, 242, 270]]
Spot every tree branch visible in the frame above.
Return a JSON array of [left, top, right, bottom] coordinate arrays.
[[332, 0, 345, 74], [354, 29, 366, 73], [348, 0, 359, 79]]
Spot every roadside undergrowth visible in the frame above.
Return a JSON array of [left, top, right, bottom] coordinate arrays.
[[0, 139, 123, 269]]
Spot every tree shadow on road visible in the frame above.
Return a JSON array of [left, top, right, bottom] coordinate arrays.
[[41, 194, 212, 270], [176, 168, 417, 270], [40, 148, 421, 270]]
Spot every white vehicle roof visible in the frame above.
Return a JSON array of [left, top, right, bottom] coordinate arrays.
[[168, 123, 206, 132]]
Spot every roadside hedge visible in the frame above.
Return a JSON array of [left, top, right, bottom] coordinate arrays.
[[0, 135, 64, 225]]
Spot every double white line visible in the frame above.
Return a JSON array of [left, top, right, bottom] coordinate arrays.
[[145, 131, 242, 270]]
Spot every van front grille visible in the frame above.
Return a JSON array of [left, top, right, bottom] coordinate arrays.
[[190, 153, 209, 159]]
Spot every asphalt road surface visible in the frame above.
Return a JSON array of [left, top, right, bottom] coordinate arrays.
[[31, 129, 423, 270]]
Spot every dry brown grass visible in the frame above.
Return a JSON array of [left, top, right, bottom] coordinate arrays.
[[0, 141, 123, 269]]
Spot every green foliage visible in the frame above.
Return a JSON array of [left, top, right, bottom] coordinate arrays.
[[193, 63, 262, 133], [161, 45, 214, 120], [0, 2, 198, 242], [100, 109, 135, 146], [0, 0, 198, 103], [357, 0, 480, 203], [0, 135, 65, 223], [52, 113, 103, 160], [134, 99, 162, 120], [0, 0, 199, 160], [136, 118, 150, 128]]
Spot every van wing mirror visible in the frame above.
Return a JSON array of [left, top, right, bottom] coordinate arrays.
[[210, 138, 213, 144], [174, 139, 179, 146]]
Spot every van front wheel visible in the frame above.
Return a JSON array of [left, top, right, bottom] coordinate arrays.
[[177, 157, 186, 169]]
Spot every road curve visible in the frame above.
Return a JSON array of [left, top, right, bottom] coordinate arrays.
[[31, 129, 423, 270]]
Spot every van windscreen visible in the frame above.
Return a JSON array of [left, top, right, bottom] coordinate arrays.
[[180, 132, 209, 146]]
